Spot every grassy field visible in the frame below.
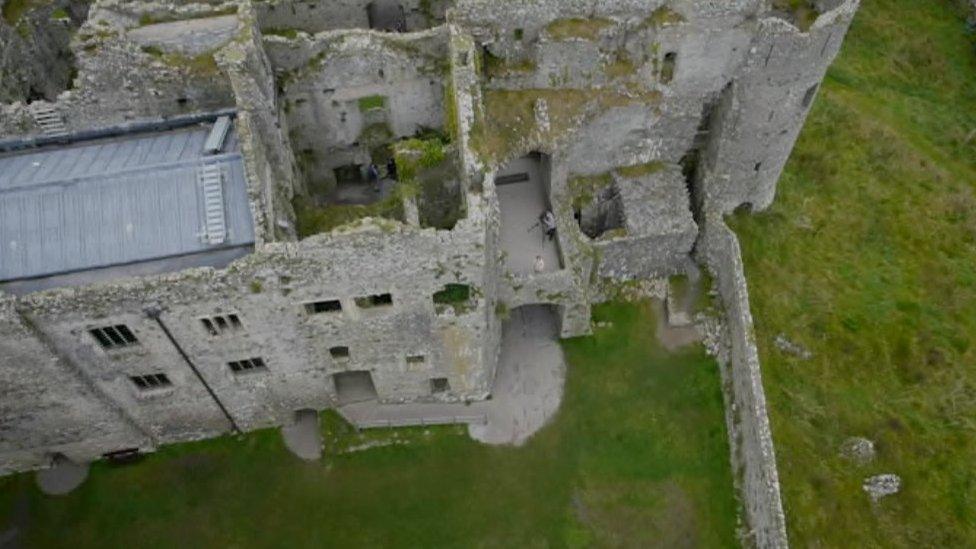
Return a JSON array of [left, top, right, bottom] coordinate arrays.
[[0, 302, 737, 548], [730, 0, 976, 545]]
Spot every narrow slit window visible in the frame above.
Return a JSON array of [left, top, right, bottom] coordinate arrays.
[[306, 300, 343, 314], [406, 355, 425, 365], [90, 324, 138, 350], [228, 357, 268, 374], [661, 51, 677, 84], [330, 346, 350, 360], [130, 373, 171, 391]]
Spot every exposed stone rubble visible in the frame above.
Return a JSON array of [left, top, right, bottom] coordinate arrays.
[[840, 436, 876, 465], [774, 333, 813, 360], [863, 474, 902, 501], [0, 0, 861, 546]]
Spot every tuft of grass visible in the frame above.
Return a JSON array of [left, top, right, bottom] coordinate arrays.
[[615, 161, 665, 178], [544, 17, 613, 41], [732, 0, 976, 545], [0, 301, 737, 547], [641, 7, 686, 29], [357, 95, 386, 112], [293, 190, 408, 237], [470, 88, 661, 164]]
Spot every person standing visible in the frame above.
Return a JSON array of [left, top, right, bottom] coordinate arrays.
[[368, 163, 380, 193], [386, 157, 398, 181], [541, 210, 557, 241], [534, 255, 546, 273]]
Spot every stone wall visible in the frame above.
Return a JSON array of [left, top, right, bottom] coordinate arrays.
[[1, 205, 495, 472], [698, 0, 859, 213], [0, 299, 151, 474], [267, 27, 449, 190], [697, 217, 788, 549], [0, 0, 90, 104], [254, 0, 452, 34], [0, 2, 241, 139]]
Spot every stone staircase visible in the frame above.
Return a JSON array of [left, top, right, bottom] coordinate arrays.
[[28, 104, 68, 137]]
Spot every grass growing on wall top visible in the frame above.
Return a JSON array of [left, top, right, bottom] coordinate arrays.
[[770, 0, 821, 32], [544, 17, 613, 41], [0, 301, 737, 547], [731, 0, 976, 545]]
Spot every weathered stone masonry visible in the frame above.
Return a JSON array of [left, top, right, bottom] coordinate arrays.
[[0, 1, 858, 546]]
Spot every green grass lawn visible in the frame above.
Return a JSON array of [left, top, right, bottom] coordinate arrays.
[[730, 0, 976, 545], [0, 301, 737, 548]]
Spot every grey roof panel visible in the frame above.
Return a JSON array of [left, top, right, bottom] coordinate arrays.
[[0, 123, 254, 283]]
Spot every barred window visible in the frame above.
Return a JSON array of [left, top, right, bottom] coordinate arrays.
[[228, 357, 268, 374], [90, 325, 138, 349]]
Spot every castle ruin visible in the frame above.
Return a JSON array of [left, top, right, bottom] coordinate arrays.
[[0, 0, 858, 545]]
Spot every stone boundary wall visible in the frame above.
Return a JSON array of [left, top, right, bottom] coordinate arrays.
[[697, 217, 788, 549]]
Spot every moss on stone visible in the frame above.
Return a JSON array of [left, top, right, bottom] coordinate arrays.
[[615, 161, 665, 178], [292, 189, 409, 237], [484, 50, 536, 79], [604, 56, 636, 80], [771, 0, 820, 32], [470, 88, 661, 165], [568, 172, 613, 210], [641, 7, 685, 29], [2, 0, 46, 26], [544, 17, 613, 41], [263, 27, 300, 39], [394, 136, 465, 230], [357, 95, 386, 112], [159, 51, 221, 76]]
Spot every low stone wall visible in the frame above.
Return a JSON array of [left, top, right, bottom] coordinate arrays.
[[696, 217, 789, 549]]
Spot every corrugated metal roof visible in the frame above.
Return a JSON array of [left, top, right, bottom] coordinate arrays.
[[0, 124, 255, 282]]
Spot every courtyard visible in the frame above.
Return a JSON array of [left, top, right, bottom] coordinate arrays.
[[0, 300, 737, 548]]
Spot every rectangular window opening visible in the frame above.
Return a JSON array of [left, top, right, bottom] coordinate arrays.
[[306, 299, 343, 314], [355, 293, 393, 309], [430, 377, 450, 394], [406, 355, 425, 365], [130, 373, 171, 391], [330, 346, 350, 360], [200, 314, 244, 335], [228, 357, 268, 374], [91, 324, 139, 350], [661, 51, 677, 84]]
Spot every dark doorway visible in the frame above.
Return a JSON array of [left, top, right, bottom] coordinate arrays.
[[333, 371, 378, 404]]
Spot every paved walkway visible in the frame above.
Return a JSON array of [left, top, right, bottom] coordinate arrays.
[[469, 305, 565, 445], [495, 156, 561, 275], [281, 409, 323, 461], [35, 455, 88, 496], [339, 305, 566, 446]]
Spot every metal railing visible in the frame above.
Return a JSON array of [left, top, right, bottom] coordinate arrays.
[[356, 414, 487, 429]]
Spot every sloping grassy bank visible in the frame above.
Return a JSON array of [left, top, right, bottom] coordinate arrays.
[[731, 0, 976, 545]]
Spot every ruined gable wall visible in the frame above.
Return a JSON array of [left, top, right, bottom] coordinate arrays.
[[698, 0, 859, 214]]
